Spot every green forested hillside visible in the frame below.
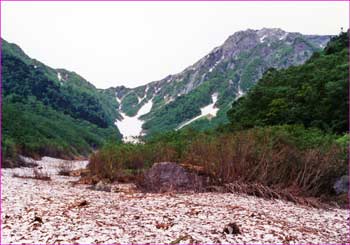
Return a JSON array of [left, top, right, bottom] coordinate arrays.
[[2, 39, 121, 166], [227, 32, 349, 134]]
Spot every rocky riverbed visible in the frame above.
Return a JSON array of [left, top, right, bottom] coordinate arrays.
[[1, 157, 349, 244]]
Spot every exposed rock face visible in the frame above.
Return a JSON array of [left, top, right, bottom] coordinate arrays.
[[141, 162, 203, 192]]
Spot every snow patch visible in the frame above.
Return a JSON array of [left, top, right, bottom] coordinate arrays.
[[260, 35, 267, 43], [155, 87, 161, 94], [115, 99, 153, 143], [177, 93, 219, 130], [208, 56, 223, 73], [57, 72, 62, 82], [116, 96, 121, 104], [236, 87, 244, 100], [139, 86, 149, 102], [279, 33, 288, 40]]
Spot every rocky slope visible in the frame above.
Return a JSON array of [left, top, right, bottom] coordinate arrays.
[[112, 28, 331, 137]]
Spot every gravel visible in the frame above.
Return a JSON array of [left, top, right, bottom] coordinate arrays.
[[1, 157, 349, 244]]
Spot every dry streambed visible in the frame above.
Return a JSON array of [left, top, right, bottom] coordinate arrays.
[[1, 157, 349, 244]]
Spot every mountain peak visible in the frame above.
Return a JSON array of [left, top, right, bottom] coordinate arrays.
[[113, 28, 331, 136]]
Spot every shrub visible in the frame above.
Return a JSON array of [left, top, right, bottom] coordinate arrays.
[[88, 125, 346, 201], [183, 126, 347, 197], [89, 143, 149, 181]]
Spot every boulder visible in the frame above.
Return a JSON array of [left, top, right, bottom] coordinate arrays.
[[333, 175, 349, 195], [111, 183, 138, 193], [94, 181, 111, 192], [141, 162, 203, 192]]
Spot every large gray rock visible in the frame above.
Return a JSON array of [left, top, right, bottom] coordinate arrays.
[[141, 162, 203, 192], [333, 175, 349, 195], [93, 181, 111, 192]]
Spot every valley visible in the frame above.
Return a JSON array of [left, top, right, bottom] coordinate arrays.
[[1, 27, 349, 245]]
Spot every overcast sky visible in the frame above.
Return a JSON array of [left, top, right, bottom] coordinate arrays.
[[2, 1, 348, 89]]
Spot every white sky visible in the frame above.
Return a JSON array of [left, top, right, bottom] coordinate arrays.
[[2, 1, 349, 89]]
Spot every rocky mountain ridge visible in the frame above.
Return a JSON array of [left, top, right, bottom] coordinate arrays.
[[111, 28, 331, 137]]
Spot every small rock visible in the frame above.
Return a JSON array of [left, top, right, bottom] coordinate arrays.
[[112, 183, 137, 193], [223, 222, 241, 235], [77, 200, 88, 207], [155, 222, 173, 230], [32, 216, 43, 224]]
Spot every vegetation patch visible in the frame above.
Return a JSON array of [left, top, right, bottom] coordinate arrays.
[[88, 125, 348, 206]]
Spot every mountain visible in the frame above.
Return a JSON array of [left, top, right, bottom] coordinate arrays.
[[1, 27, 333, 158], [112, 28, 331, 137], [227, 31, 349, 134], [2, 39, 122, 166]]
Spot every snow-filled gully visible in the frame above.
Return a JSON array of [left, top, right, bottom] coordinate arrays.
[[177, 93, 219, 130], [115, 99, 153, 142]]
